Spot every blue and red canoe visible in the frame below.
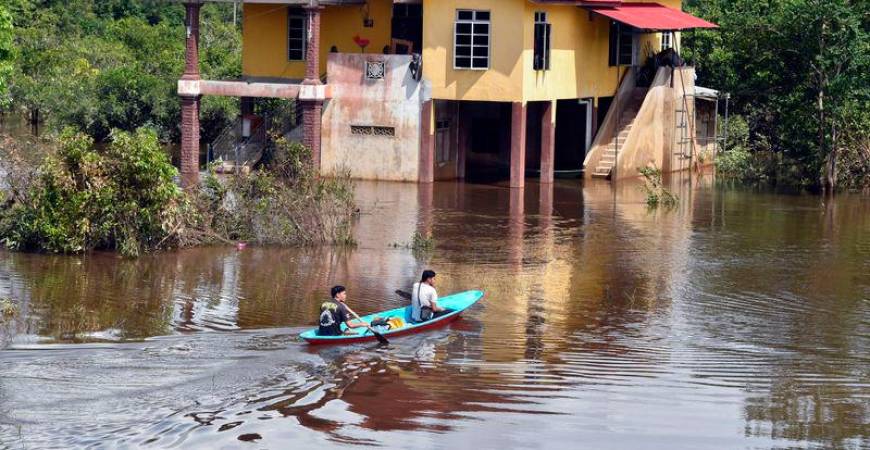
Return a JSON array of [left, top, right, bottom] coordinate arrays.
[[299, 290, 485, 345]]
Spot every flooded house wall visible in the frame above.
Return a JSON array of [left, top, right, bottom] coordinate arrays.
[[321, 54, 424, 181], [242, 1, 394, 81]]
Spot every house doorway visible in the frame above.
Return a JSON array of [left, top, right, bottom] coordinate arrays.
[[554, 99, 592, 175], [461, 101, 513, 183]]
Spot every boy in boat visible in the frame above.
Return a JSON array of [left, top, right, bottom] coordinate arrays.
[[318, 285, 370, 336], [411, 270, 451, 323]]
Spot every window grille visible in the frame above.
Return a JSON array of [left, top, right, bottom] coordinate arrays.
[[351, 125, 396, 137], [454, 10, 490, 70], [661, 31, 673, 51], [288, 8, 307, 61], [365, 61, 386, 80], [533, 12, 551, 71], [608, 22, 634, 66]]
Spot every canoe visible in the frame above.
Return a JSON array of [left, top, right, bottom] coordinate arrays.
[[300, 290, 485, 345]]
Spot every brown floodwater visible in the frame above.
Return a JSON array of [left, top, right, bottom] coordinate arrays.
[[0, 176, 868, 449]]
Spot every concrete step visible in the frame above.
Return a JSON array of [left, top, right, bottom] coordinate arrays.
[[591, 172, 611, 179]]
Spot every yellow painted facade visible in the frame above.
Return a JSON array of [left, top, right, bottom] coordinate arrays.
[[242, 0, 684, 101], [242, 1, 394, 80], [422, 0, 681, 102]]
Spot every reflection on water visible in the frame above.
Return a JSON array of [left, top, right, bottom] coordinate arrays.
[[1, 176, 869, 449]]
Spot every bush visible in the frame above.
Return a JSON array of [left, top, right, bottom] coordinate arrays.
[[638, 166, 678, 207], [191, 138, 356, 246], [0, 127, 184, 256], [0, 131, 357, 256]]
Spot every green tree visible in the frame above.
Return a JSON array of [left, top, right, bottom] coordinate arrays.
[[0, 5, 15, 108], [8, 0, 240, 143], [685, 0, 870, 190]]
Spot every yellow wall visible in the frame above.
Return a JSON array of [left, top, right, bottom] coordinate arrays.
[[422, 0, 526, 102], [423, 0, 684, 103], [243, 0, 689, 100], [242, 1, 394, 80]]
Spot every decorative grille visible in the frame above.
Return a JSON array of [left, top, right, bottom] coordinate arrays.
[[365, 61, 386, 80]]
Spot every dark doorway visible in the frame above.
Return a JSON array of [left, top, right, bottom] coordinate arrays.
[[596, 96, 613, 139], [554, 99, 589, 173], [392, 4, 422, 53], [461, 102, 512, 183]]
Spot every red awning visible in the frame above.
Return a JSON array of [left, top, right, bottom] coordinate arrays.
[[587, 2, 718, 31]]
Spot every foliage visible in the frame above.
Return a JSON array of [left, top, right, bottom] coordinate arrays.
[[0, 297, 18, 322], [0, 128, 185, 257], [0, 5, 14, 108], [5, 0, 241, 143], [191, 138, 357, 246], [391, 232, 435, 252], [638, 166, 678, 207], [685, 0, 870, 190]]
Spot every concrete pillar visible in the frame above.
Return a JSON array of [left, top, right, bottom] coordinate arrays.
[[180, 1, 201, 189], [457, 103, 468, 180], [508, 187, 525, 267], [419, 100, 435, 183], [540, 100, 556, 184], [510, 102, 527, 189], [302, 5, 324, 170]]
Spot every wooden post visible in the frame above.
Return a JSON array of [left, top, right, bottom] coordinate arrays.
[[510, 102, 527, 189], [540, 100, 556, 184]]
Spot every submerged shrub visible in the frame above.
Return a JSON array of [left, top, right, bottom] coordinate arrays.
[[191, 137, 357, 246], [0, 127, 184, 256], [638, 166, 678, 208], [0, 132, 357, 256]]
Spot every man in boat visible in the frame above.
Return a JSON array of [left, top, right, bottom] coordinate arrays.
[[411, 270, 451, 323], [318, 285, 370, 336]]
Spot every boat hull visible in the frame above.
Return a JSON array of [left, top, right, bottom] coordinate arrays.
[[299, 290, 484, 345]]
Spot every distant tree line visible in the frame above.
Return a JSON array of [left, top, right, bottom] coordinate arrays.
[[0, 0, 241, 143], [685, 0, 869, 191]]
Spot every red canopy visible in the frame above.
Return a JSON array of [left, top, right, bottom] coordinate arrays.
[[587, 2, 718, 31]]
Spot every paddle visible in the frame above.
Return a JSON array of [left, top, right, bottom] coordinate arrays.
[[343, 304, 389, 345], [395, 289, 412, 301]]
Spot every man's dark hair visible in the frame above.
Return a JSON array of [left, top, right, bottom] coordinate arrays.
[[331, 285, 346, 298], [420, 270, 436, 282]]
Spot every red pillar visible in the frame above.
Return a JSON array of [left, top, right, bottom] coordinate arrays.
[[180, 96, 201, 188], [540, 100, 556, 184], [510, 102, 527, 189], [419, 100, 435, 183], [302, 5, 324, 170], [180, 1, 201, 189], [182, 2, 201, 81]]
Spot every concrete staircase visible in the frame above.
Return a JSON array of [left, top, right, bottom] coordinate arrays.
[[591, 88, 647, 179]]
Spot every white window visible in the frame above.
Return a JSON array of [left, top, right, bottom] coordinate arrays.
[[454, 10, 490, 70], [661, 31, 673, 51], [288, 8, 307, 61]]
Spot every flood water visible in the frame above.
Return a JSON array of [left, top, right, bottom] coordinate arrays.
[[1, 176, 868, 449]]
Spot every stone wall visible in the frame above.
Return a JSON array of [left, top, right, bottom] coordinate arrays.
[[321, 54, 425, 182]]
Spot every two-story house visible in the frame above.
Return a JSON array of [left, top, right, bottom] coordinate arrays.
[[175, 0, 718, 188]]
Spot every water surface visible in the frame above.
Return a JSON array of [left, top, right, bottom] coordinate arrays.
[[1, 177, 868, 449]]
